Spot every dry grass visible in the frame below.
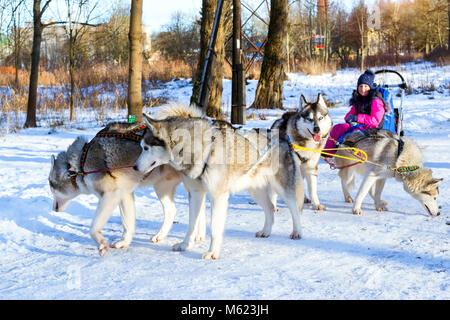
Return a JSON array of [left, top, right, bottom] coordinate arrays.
[[295, 59, 337, 76], [0, 66, 28, 88], [0, 57, 195, 134], [222, 60, 262, 80], [0, 87, 27, 134], [0, 85, 129, 134], [291, 53, 422, 76], [145, 57, 194, 82], [0, 57, 194, 89]]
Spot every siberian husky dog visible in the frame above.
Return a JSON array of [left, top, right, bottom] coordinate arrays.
[[335, 129, 442, 216], [271, 93, 332, 210], [134, 110, 304, 260], [49, 108, 207, 257]]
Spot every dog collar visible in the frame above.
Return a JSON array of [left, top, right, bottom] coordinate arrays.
[[392, 165, 420, 174], [67, 164, 80, 189]]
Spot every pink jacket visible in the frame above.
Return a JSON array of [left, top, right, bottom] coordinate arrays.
[[344, 97, 385, 129]]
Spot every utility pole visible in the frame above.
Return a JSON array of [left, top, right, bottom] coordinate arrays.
[[231, 0, 246, 124]]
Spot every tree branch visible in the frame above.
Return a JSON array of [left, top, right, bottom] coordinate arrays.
[[42, 20, 100, 28]]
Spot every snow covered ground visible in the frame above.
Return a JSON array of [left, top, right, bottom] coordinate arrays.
[[0, 62, 449, 300]]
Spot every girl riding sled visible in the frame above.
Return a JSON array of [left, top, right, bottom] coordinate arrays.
[[323, 69, 386, 156]]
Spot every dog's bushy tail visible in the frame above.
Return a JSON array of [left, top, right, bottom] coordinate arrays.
[[153, 102, 202, 120]]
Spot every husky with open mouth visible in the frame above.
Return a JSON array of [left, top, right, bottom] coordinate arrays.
[[271, 93, 333, 210]]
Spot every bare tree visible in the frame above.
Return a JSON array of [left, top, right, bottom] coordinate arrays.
[[153, 11, 200, 69], [347, 1, 368, 71], [62, 0, 100, 121], [355, 1, 367, 71], [251, 0, 288, 109], [92, 2, 129, 65], [8, 0, 27, 90], [412, 0, 448, 54], [127, 0, 143, 122], [447, 0, 450, 50]]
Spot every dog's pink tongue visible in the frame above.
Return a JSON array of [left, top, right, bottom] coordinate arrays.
[[313, 134, 321, 142]]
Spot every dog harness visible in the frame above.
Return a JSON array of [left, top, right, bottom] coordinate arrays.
[[286, 135, 308, 163], [68, 124, 147, 188], [340, 133, 420, 174]]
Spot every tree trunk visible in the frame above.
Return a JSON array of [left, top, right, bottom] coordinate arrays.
[[14, 27, 20, 90], [127, 0, 143, 123], [448, 0, 450, 49], [361, 28, 365, 71], [360, 13, 365, 72], [69, 35, 75, 121], [13, 10, 21, 90], [191, 0, 230, 118], [251, 0, 288, 109], [24, 0, 44, 128]]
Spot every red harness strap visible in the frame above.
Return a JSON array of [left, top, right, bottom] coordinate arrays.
[[323, 155, 363, 170]]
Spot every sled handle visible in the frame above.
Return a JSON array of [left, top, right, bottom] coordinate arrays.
[[374, 69, 407, 89]]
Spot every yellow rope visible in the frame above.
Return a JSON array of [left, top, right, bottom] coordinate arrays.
[[291, 143, 368, 163], [291, 143, 420, 174]]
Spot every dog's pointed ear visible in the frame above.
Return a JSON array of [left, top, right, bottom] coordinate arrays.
[[299, 94, 307, 111], [429, 178, 443, 188], [317, 93, 327, 108], [143, 114, 160, 132], [51, 155, 55, 168], [143, 113, 153, 125]]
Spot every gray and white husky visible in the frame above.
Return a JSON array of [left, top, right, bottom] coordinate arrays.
[[335, 130, 442, 216], [49, 122, 194, 257], [271, 93, 333, 210], [134, 109, 304, 259]]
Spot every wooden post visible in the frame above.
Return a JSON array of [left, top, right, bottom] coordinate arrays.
[[231, 0, 246, 124]]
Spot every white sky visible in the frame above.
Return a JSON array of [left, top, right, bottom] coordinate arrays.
[[142, 0, 202, 32]]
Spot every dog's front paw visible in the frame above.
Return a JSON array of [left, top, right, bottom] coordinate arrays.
[[353, 208, 362, 215], [313, 203, 326, 211], [255, 230, 271, 238], [345, 196, 353, 203], [202, 251, 219, 260], [98, 243, 109, 257], [172, 241, 190, 252], [376, 205, 388, 212], [290, 231, 302, 239], [111, 240, 130, 249], [150, 234, 163, 243]]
